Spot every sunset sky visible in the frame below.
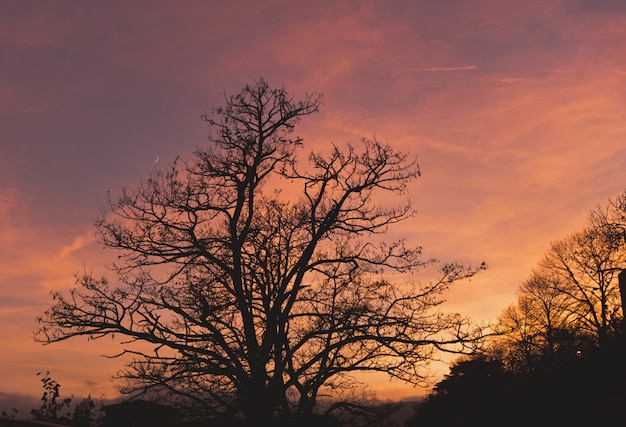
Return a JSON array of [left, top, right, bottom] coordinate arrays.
[[2, 0, 626, 410]]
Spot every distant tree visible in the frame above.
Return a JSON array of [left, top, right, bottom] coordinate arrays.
[[539, 226, 625, 347], [589, 188, 626, 328], [407, 190, 626, 427], [405, 345, 626, 427], [492, 303, 537, 372], [589, 189, 626, 244], [404, 354, 512, 427], [36, 79, 485, 420], [30, 371, 72, 425], [517, 272, 581, 360], [431, 355, 507, 397], [492, 271, 587, 372], [70, 395, 102, 427]]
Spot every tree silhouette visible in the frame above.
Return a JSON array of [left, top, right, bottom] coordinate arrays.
[[30, 371, 72, 424], [492, 271, 587, 373], [28, 372, 102, 427], [36, 79, 485, 421], [538, 226, 624, 348], [409, 190, 626, 427], [70, 395, 100, 427]]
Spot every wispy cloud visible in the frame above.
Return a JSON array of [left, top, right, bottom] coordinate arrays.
[[3, 0, 626, 404], [487, 76, 539, 83], [59, 232, 96, 258], [412, 65, 477, 72], [471, 20, 504, 31]]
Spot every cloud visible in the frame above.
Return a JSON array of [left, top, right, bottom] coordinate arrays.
[[59, 232, 96, 258], [0, 187, 19, 223], [471, 20, 505, 31], [2, 0, 626, 406], [411, 65, 478, 72], [487, 77, 539, 83]]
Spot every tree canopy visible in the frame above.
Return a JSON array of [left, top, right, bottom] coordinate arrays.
[[407, 189, 626, 426], [36, 79, 485, 421]]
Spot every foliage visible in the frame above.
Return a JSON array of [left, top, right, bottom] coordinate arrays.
[[70, 395, 100, 427], [405, 342, 626, 426], [30, 371, 73, 424], [28, 372, 102, 427], [36, 79, 485, 420]]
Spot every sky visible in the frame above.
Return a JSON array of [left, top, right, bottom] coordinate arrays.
[[2, 0, 626, 410]]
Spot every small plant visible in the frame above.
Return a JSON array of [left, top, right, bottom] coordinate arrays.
[[30, 371, 72, 424]]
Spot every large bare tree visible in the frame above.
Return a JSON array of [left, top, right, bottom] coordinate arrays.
[[36, 79, 484, 420]]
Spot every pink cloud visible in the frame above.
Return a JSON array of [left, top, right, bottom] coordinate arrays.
[[2, 0, 626, 405], [412, 65, 478, 72]]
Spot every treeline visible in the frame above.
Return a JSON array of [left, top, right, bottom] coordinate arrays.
[[405, 190, 626, 426], [22, 188, 626, 426]]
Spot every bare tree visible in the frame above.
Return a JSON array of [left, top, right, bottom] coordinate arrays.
[[492, 271, 583, 372], [589, 189, 626, 323], [589, 189, 626, 243], [538, 226, 625, 348], [36, 79, 485, 420]]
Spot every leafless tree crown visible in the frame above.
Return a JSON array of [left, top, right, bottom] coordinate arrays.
[[36, 79, 485, 420]]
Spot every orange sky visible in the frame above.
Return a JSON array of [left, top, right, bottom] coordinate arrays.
[[2, 0, 626, 408]]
